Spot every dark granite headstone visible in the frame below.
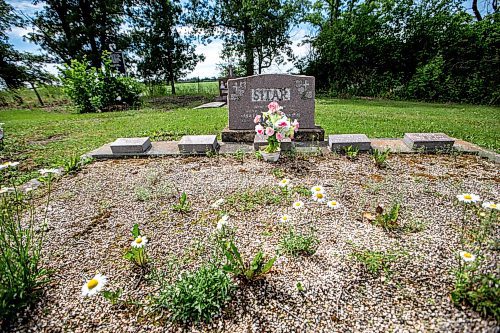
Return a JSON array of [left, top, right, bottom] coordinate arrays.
[[227, 74, 315, 130]]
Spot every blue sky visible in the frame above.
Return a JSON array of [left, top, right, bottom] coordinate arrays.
[[5, 0, 310, 78], [6, 0, 486, 78]]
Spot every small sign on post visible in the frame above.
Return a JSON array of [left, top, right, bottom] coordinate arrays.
[[109, 44, 126, 74]]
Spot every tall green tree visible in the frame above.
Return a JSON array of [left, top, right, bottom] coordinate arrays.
[[27, 0, 126, 68], [187, 0, 305, 76], [0, 1, 54, 105], [0, 0, 26, 90], [127, 0, 204, 94]]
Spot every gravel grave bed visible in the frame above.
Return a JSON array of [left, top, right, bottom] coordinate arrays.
[[12, 153, 499, 333]]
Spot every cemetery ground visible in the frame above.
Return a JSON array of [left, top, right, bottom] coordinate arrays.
[[1, 94, 499, 332], [8, 153, 500, 332], [1, 97, 499, 183]]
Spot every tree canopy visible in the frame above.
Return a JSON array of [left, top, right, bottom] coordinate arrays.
[[127, 0, 204, 94], [187, 0, 305, 76]]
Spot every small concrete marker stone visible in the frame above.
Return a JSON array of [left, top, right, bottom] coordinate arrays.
[[178, 135, 219, 155], [193, 102, 226, 109], [253, 134, 292, 151], [329, 134, 371, 152], [110, 137, 152, 154], [403, 133, 455, 152]]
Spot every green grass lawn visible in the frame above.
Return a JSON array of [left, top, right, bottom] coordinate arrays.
[[1, 98, 499, 182]]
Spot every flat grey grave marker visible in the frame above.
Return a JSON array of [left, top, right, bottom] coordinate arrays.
[[403, 133, 455, 152], [329, 134, 371, 152], [178, 135, 219, 155], [193, 102, 226, 109], [110, 137, 152, 154]]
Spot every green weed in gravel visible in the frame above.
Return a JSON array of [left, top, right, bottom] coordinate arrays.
[[278, 228, 319, 257], [153, 263, 234, 323]]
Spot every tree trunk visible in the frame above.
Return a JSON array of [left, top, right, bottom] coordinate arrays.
[[167, 52, 176, 95], [472, 0, 482, 21], [30, 82, 44, 107], [79, 0, 101, 67], [243, 28, 254, 76], [170, 77, 176, 95]]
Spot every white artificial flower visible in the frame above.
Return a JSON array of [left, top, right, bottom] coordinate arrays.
[[39, 168, 61, 176], [459, 251, 476, 263], [482, 202, 499, 210], [327, 200, 341, 209], [456, 193, 480, 203], [131, 236, 148, 248], [211, 198, 225, 208], [278, 179, 290, 187], [81, 273, 107, 297], [312, 191, 326, 203], [280, 214, 291, 223], [292, 201, 304, 209], [310, 185, 325, 194], [0, 187, 15, 194]]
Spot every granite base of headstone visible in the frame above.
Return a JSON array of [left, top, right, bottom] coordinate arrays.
[[110, 137, 152, 154], [329, 134, 371, 152], [403, 133, 455, 152], [253, 134, 292, 151], [222, 127, 324, 143], [178, 135, 219, 155]]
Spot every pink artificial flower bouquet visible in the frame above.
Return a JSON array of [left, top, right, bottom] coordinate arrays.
[[254, 102, 299, 153]]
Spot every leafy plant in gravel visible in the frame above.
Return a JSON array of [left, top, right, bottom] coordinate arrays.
[[215, 226, 276, 281], [350, 247, 400, 278], [234, 148, 245, 163], [451, 195, 499, 320], [451, 255, 499, 320], [278, 228, 319, 257], [344, 145, 359, 160], [0, 163, 52, 326], [372, 203, 400, 231], [172, 191, 191, 213], [124, 224, 149, 268], [372, 148, 391, 168], [153, 263, 234, 323]]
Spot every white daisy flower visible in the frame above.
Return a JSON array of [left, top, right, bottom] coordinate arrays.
[[482, 202, 499, 210], [292, 201, 304, 209], [459, 251, 476, 262], [211, 198, 225, 208], [0, 187, 15, 194], [312, 191, 326, 203], [456, 193, 480, 203], [310, 185, 325, 194], [278, 179, 290, 187], [81, 273, 107, 297], [217, 218, 228, 230], [131, 236, 148, 248], [39, 168, 61, 176], [327, 200, 341, 209], [1, 161, 19, 170], [280, 214, 291, 223]]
